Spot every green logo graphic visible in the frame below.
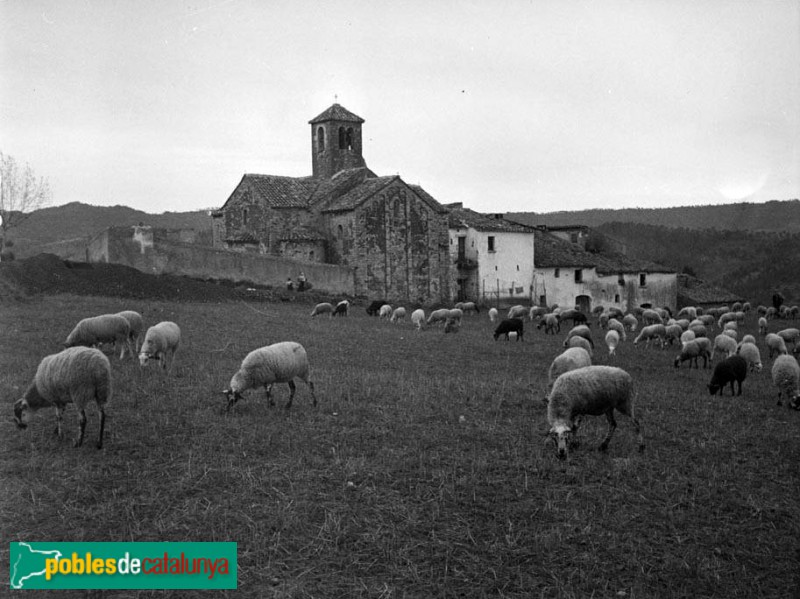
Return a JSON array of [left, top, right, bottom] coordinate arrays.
[[9, 542, 237, 590]]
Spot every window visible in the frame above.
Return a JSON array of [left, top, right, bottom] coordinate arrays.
[[488, 236, 495, 252], [574, 269, 583, 283], [516, 264, 520, 271], [615, 294, 620, 303], [618, 274, 625, 286], [639, 273, 647, 287], [346, 127, 354, 150], [337, 224, 343, 238], [242, 208, 248, 226], [554, 268, 560, 278], [570, 232, 579, 244], [317, 127, 325, 152]]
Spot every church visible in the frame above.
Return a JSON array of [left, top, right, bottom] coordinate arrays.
[[211, 103, 453, 303]]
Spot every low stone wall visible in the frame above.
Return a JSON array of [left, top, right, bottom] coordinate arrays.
[[87, 227, 355, 295]]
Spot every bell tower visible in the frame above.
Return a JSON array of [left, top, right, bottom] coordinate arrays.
[[309, 103, 367, 179]]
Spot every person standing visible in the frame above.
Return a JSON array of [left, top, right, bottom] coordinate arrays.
[[298, 271, 307, 291]]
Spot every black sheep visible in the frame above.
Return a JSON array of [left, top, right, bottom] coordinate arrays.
[[707, 355, 748, 396], [494, 318, 524, 342], [366, 300, 388, 316]]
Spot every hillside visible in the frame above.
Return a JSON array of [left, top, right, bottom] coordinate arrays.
[[507, 199, 800, 232], [6, 202, 212, 259]]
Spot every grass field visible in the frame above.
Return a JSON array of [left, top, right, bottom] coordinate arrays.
[[2, 295, 799, 598]]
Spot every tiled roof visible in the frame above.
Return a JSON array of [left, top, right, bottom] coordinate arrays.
[[408, 185, 450, 214], [246, 174, 317, 208], [307, 168, 374, 207], [225, 232, 259, 244], [321, 176, 398, 212], [534, 230, 674, 273], [277, 225, 326, 241], [448, 207, 536, 233], [677, 274, 745, 305], [309, 103, 365, 124]]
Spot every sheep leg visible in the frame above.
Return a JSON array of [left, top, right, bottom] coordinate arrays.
[[75, 408, 87, 447], [599, 410, 617, 452], [285, 381, 296, 409], [264, 384, 275, 407], [54, 406, 64, 438], [306, 380, 318, 407], [96, 407, 105, 450]]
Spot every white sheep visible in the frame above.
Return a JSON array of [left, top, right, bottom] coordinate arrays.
[[722, 329, 738, 341], [777, 328, 800, 350], [507, 305, 528, 319], [538, 313, 560, 335], [641, 309, 663, 325], [567, 335, 593, 356], [379, 304, 393, 319], [138, 321, 181, 373], [488, 307, 499, 323], [390, 307, 407, 323], [224, 341, 316, 411], [723, 321, 738, 332], [411, 308, 425, 330], [633, 324, 666, 348], [427, 308, 449, 325], [529, 306, 548, 321], [546, 365, 644, 459], [712, 333, 738, 361], [65, 314, 132, 360], [446, 308, 464, 325], [605, 330, 620, 356], [607, 318, 626, 341], [547, 347, 592, 393], [694, 337, 713, 360], [664, 324, 683, 346], [13, 347, 111, 449], [677, 306, 697, 320], [736, 342, 763, 373], [310, 302, 334, 318], [680, 330, 696, 347], [563, 324, 594, 349], [674, 339, 710, 369], [717, 311, 738, 329], [758, 317, 768, 335], [116, 310, 144, 353], [739, 334, 756, 346], [698, 314, 716, 329], [459, 301, 479, 315], [772, 354, 800, 408], [765, 333, 789, 358], [598, 313, 609, 330], [622, 314, 638, 332]]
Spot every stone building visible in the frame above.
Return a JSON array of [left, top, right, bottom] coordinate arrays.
[[212, 103, 452, 303]]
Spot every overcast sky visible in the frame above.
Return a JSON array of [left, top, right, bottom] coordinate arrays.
[[1, 0, 798, 215]]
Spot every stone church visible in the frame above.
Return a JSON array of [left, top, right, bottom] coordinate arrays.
[[212, 103, 452, 303]]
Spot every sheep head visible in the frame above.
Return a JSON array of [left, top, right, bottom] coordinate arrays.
[[549, 423, 572, 459], [12, 398, 29, 429]]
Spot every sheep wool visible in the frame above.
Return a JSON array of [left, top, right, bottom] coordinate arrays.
[[736, 342, 762, 373], [427, 309, 449, 325], [13, 347, 111, 449], [507, 305, 527, 319], [139, 322, 181, 373], [765, 333, 789, 358], [310, 302, 334, 318], [488, 307, 499, 323], [548, 347, 592, 390], [65, 314, 132, 359], [116, 310, 144, 353], [771, 355, 800, 408], [674, 340, 710, 369], [411, 309, 425, 330], [225, 341, 316, 411], [390, 307, 407, 323], [605, 330, 620, 356], [547, 365, 643, 459]]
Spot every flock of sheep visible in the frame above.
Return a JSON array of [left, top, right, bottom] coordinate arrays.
[[11, 309, 315, 450], [12, 296, 800, 460]]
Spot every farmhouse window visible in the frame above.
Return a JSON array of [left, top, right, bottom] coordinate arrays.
[[242, 208, 248, 226], [574, 269, 583, 283], [618, 274, 625, 286], [488, 236, 495, 252], [570, 232, 579, 244], [639, 273, 647, 287], [317, 127, 325, 152], [615, 294, 620, 302], [554, 268, 560, 278]]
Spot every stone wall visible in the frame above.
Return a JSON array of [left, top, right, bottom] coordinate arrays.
[[87, 227, 355, 295]]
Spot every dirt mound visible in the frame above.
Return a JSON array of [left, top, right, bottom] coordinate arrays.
[[0, 254, 240, 302]]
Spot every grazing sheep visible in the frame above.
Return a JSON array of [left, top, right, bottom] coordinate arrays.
[[717, 311, 738, 329], [757, 305, 768, 317], [674, 340, 710, 369], [742, 302, 751, 313], [694, 337, 713, 359], [598, 313, 610, 329], [777, 328, 800, 350], [677, 306, 697, 320], [765, 307, 778, 320], [310, 302, 334, 318], [592, 306, 605, 317], [736, 342, 763, 373], [138, 321, 181, 373], [378, 304, 393, 320], [390, 307, 407, 324], [723, 321, 738, 332], [633, 324, 666, 348], [116, 310, 144, 353], [494, 318, 524, 341], [712, 334, 738, 361], [546, 366, 644, 459], [507, 305, 528, 319], [758, 317, 768, 335], [332, 300, 350, 317], [641, 309, 663, 326], [771, 355, 800, 407], [622, 314, 638, 332], [529, 306, 548, 321], [689, 323, 708, 339], [366, 300, 388, 316], [446, 308, 464, 325], [605, 330, 620, 356], [707, 355, 748, 396], [566, 335, 593, 356], [65, 314, 132, 360], [607, 307, 624, 320], [13, 347, 111, 449], [444, 317, 460, 334], [765, 333, 789, 358], [224, 341, 316, 412], [722, 329, 738, 341], [459, 301, 479, 314], [411, 308, 425, 330], [547, 347, 592, 393], [698, 314, 716, 329], [731, 302, 743, 312], [607, 318, 627, 341], [537, 313, 560, 335], [664, 324, 683, 346], [739, 334, 756, 346], [427, 309, 449, 326], [488, 307, 499, 323], [559, 309, 588, 326], [563, 325, 594, 349]]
